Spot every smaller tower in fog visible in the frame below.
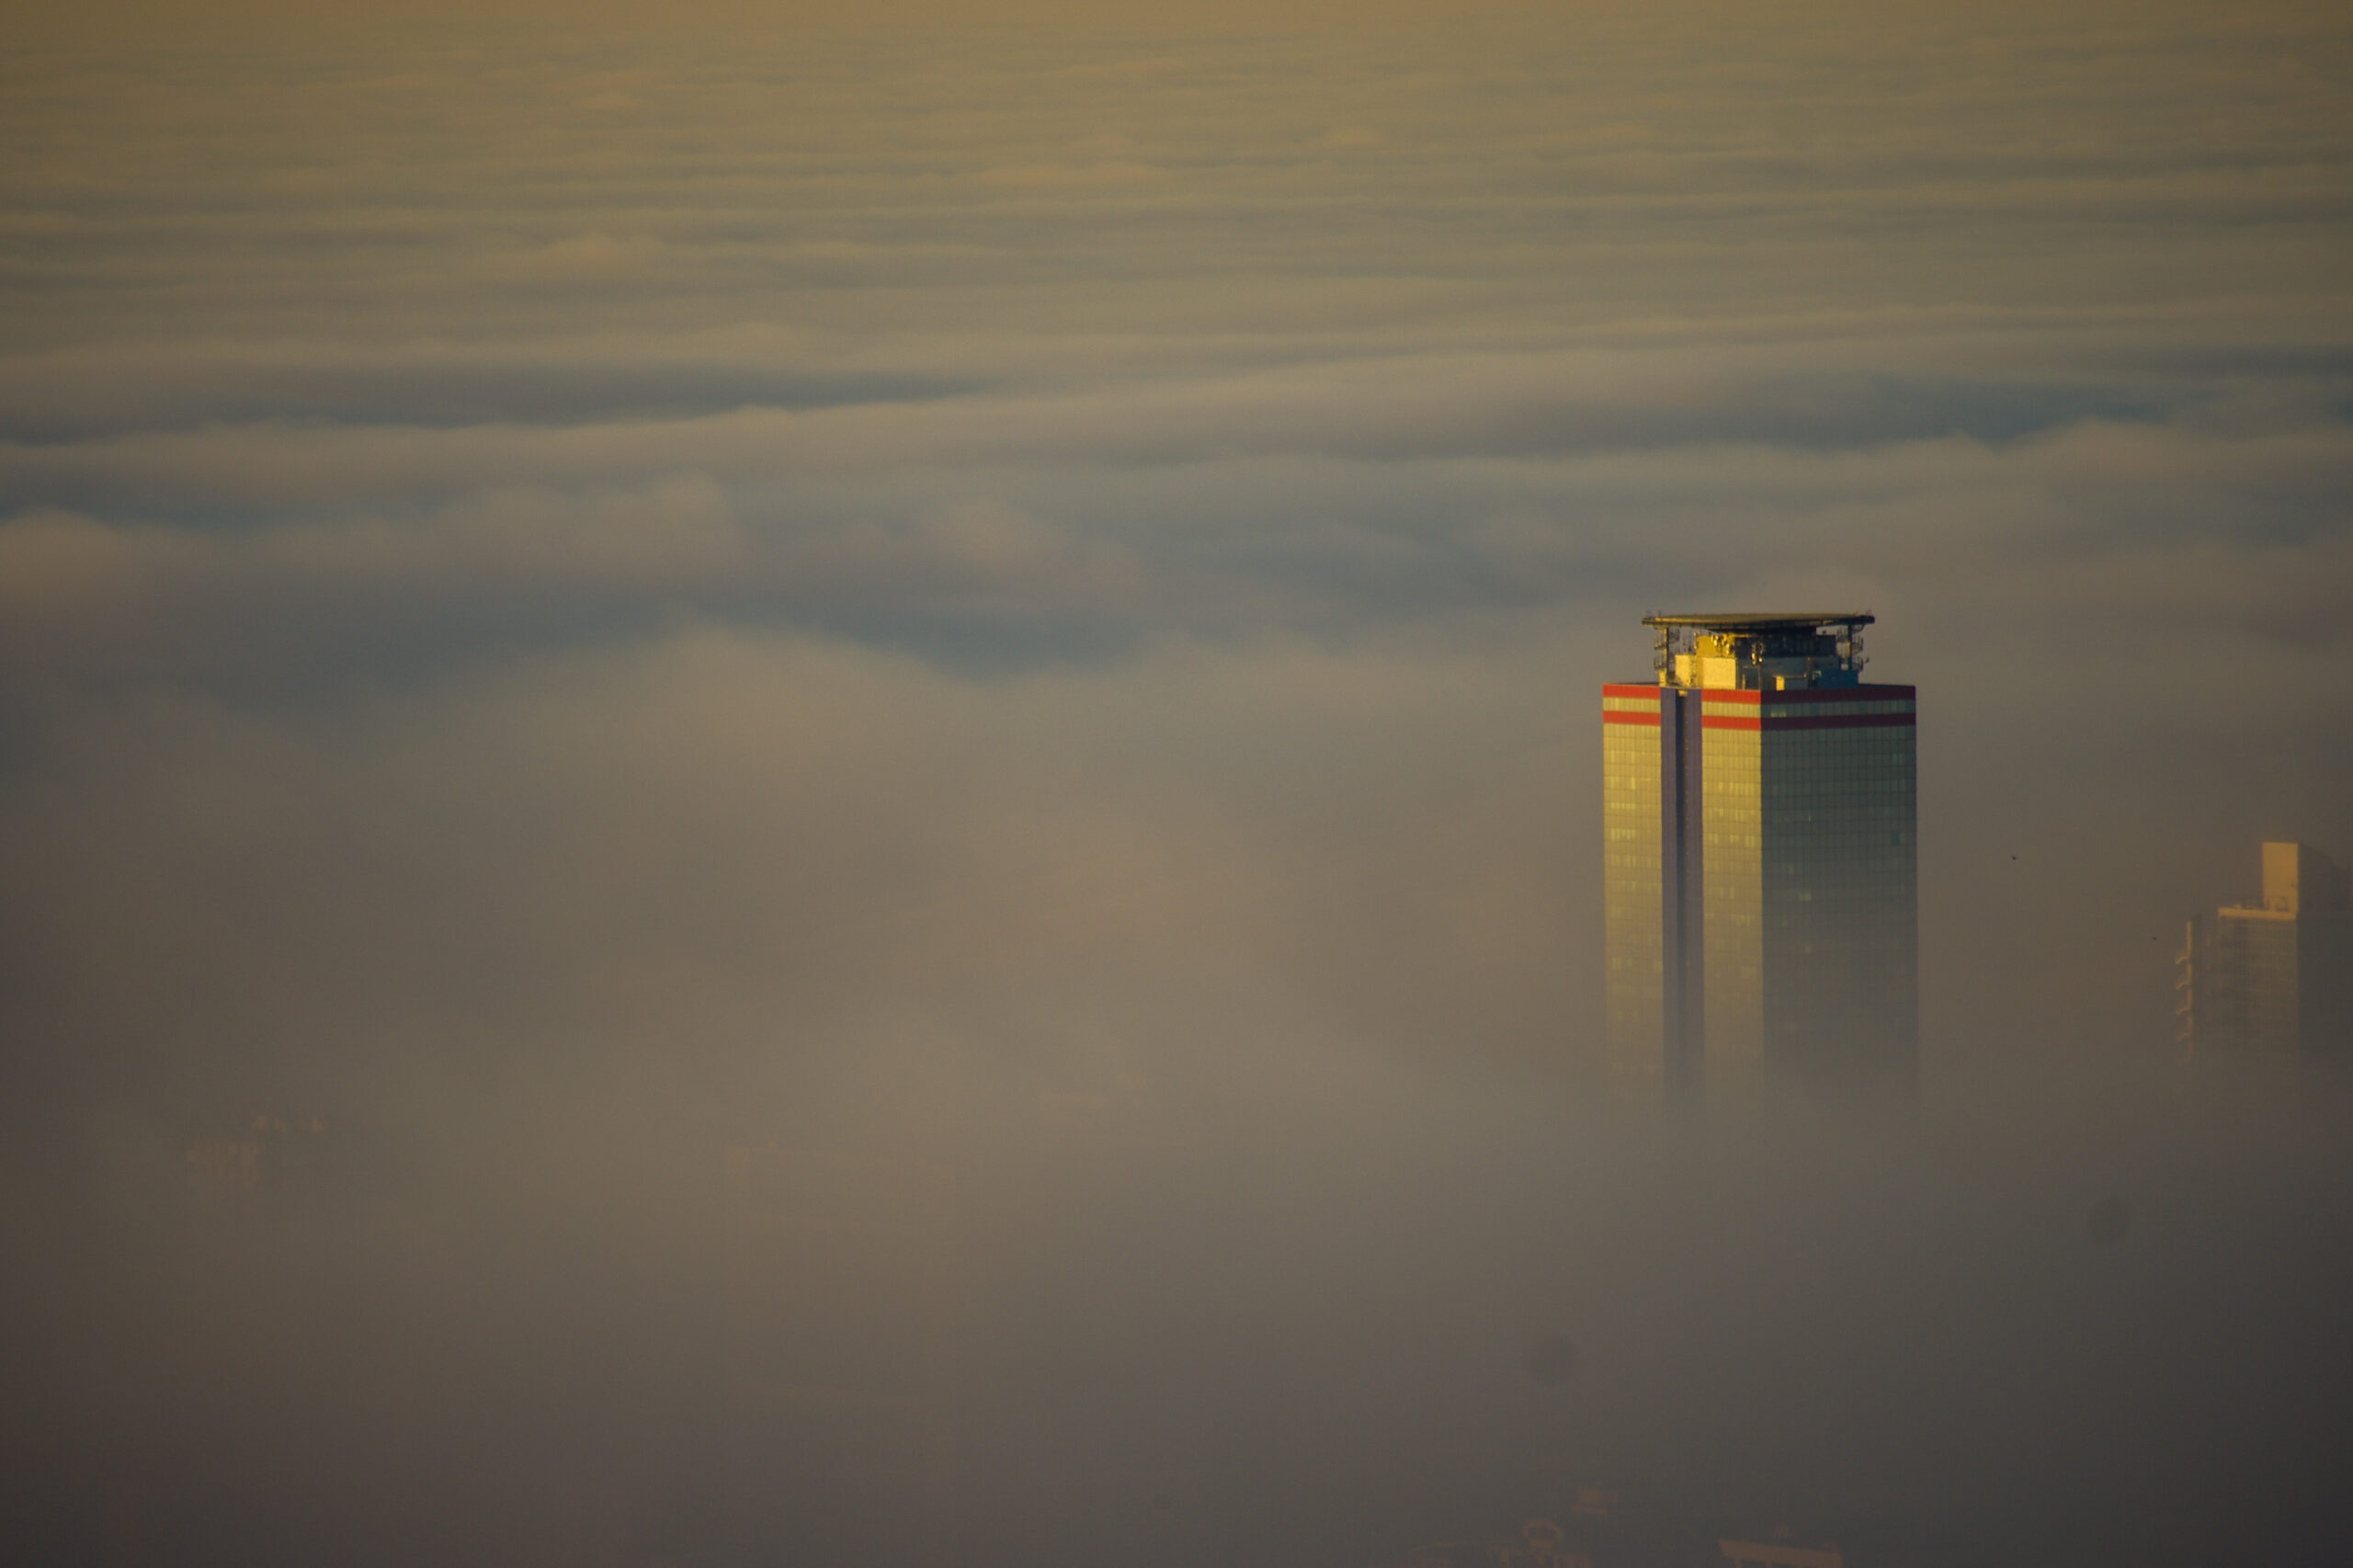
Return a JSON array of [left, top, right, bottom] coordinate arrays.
[[2178, 842, 2353, 1059]]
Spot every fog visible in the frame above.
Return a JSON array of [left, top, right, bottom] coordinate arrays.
[[4, 4, 2351, 1563], [15, 1027, 2353, 1565]]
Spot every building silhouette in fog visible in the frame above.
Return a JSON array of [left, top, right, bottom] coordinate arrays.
[[1604, 614, 1917, 1102], [2178, 841, 2353, 1058], [184, 1113, 394, 1226]]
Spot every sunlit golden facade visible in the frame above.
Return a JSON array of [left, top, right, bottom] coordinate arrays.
[[1603, 616, 1916, 1101], [1602, 695, 1665, 1092]]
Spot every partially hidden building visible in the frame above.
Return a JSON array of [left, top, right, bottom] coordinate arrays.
[[1604, 614, 1917, 1102], [2177, 841, 2353, 1059]]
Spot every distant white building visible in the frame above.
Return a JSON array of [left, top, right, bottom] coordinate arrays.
[[2179, 841, 2353, 1058]]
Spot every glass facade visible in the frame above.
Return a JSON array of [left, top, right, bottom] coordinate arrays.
[[1602, 697, 1663, 1094], [1756, 722, 1917, 1089], [1701, 723, 1762, 1092], [1602, 641, 1917, 1101]]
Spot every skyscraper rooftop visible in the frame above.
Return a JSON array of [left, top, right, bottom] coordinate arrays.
[[1641, 613, 1876, 692], [1639, 613, 1875, 631]]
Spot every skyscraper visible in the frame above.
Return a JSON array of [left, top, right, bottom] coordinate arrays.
[[2177, 841, 2352, 1060], [1603, 614, 1917, 1102]]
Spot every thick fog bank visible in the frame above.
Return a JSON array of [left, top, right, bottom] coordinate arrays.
[[6, 1044, 2351, 1568]]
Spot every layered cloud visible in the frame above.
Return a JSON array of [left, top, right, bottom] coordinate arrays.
[[4, 6, 2350, 1096]]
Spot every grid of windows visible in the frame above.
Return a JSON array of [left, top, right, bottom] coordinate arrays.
[[1703, 726, 1763, 1093], [1602, 717, 1663, 1092], [1758, 725, 1916, 1085], [2206, 913, 2300, 1052], [1603, 680, 1916, 1099]]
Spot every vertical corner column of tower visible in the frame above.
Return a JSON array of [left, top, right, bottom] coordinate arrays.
[[1659, 686, 1707, 1106]]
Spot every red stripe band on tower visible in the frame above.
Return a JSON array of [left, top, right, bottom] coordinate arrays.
[[1680, 685, 1916, 705], [1700, 712, 1916, 732]]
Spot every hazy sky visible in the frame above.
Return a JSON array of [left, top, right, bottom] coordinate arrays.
[[4, 4, 2352, 1562], [6, 0, 2348, 1105]]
